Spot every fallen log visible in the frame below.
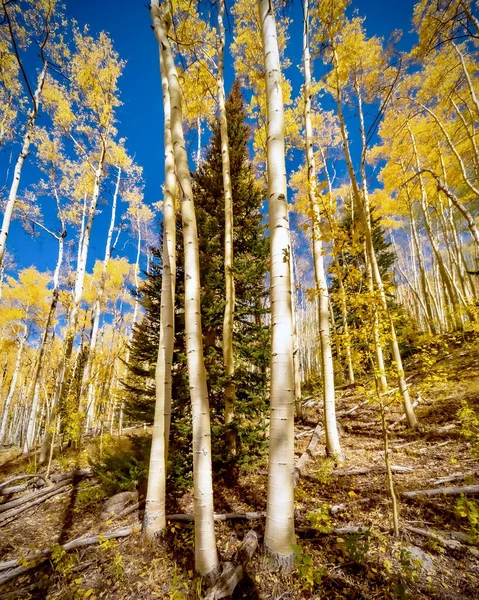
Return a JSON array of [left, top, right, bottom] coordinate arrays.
[[333, 465, 412, 477], [204, 530, 259, 600], [294, 425, 324, 484], [0, 481, 70, 514], [337, 400, 369, 419], [111, 500, 144, 521], [430, 471, 478, 486], [50, 469, 92, 483], [402, 484, 479, 498], [437, 423, 458, 434], [0, 482, 72, 527], [330, 497, 373, 515], [297, 525, 368, 536], [0, 525, 139, 585], [0, 475, 47, 494], [403, 525, 463, 550], [295, 428, 315, 440]]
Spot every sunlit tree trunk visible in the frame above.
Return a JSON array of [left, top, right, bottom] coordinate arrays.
[[83, 166, 122, 431], [144, 48, 177, 538], [408, 125, 471, 327], [217, 0, 236, 455], [39, 143, 107, 464], [290, 252, 303, 420], [302, 0, 341, 459], [23, 194, 65, 453], [151, 1, 219, 578], [0, 62, 47, 268], [0, 323, 28, 444], [343, 71, 416, 427], [258, 0, 295, 569]]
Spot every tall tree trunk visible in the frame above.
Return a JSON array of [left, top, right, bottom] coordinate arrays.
[[0, 62, 47, 268], [333, 60, 416, 427], [144, 47, 177, 538], [24, 201, 65, 453], [302, 0, 341, 459], [83, 167, 122, 431], [258, 0, 295, 569], [150, 1, 219, 578], [39, 142, 107, 464], [217, 0, 236, 455], [0, 323, 28, 444], [290, 251, 303, 420]]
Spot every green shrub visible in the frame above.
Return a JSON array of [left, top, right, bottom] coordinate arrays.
[[90, 434, 150, 496]]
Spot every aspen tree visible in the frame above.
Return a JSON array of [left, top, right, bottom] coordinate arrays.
[[0, 0, 66, 268], [314, 3, 418, 427], [39, 30, 124, 462], [0, 268, 50, 444], [150, 0, 219, 578], [302, 0, 342, 459], [144, 51, 177, 537], [258, 0, 296, 569], [21, 130, 72, 452], [217, 0, 237, 456]]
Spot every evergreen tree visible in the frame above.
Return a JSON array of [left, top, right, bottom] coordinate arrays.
[[124, 81, 269, 475]]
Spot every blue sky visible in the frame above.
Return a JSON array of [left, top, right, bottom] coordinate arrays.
[[2, 0, 419, 282]]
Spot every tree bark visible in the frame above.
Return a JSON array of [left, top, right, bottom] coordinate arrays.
[[0, 62, 47, 268], [150, 1, 219, 579], [258, 0, 296, 570], [144, 44, 177, 538], [302, 1, 341, 459], [217, 0, 236, 456]]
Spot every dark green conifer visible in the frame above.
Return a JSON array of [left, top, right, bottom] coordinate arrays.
[[124, 81, 269, 477]]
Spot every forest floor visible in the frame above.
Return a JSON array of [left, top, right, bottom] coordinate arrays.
[[0, 335, 478, 599]]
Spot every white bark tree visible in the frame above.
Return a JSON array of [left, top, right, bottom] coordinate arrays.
[[258, 0, 296, 569], [150, 1, 219, 579]]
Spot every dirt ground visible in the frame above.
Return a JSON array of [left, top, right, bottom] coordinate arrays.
[[0, 337, 478, 599]]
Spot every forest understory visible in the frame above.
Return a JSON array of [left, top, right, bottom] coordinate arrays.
[[0, 334, 478, 600]]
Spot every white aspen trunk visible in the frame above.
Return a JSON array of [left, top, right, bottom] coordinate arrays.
[[290, 251, 302, 420], [217, 0, 237, 455], [417, 101, 479, 202], [77, 194, 87, 271], [259, 0, 296, 569], [452, 42, 479, 115], [349, 76, 416, 427], [24, 202, 65, 453], [151, 2, 219, 578], [39, 143, 107, 464], [144, 47, 177, 538], [402, 173, 438, 333], [408, 126, 471, 326], [0, 324, 28, 444], [196, 117, 202, 168], [0, 62, 47, 268], [334, 63, 390, 395], [318, 146, 355, 383], [459, 0, 479, 34], [450, 96, 479, 172], [83, 167, 122, 430], [302, 0, 341, 459]]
